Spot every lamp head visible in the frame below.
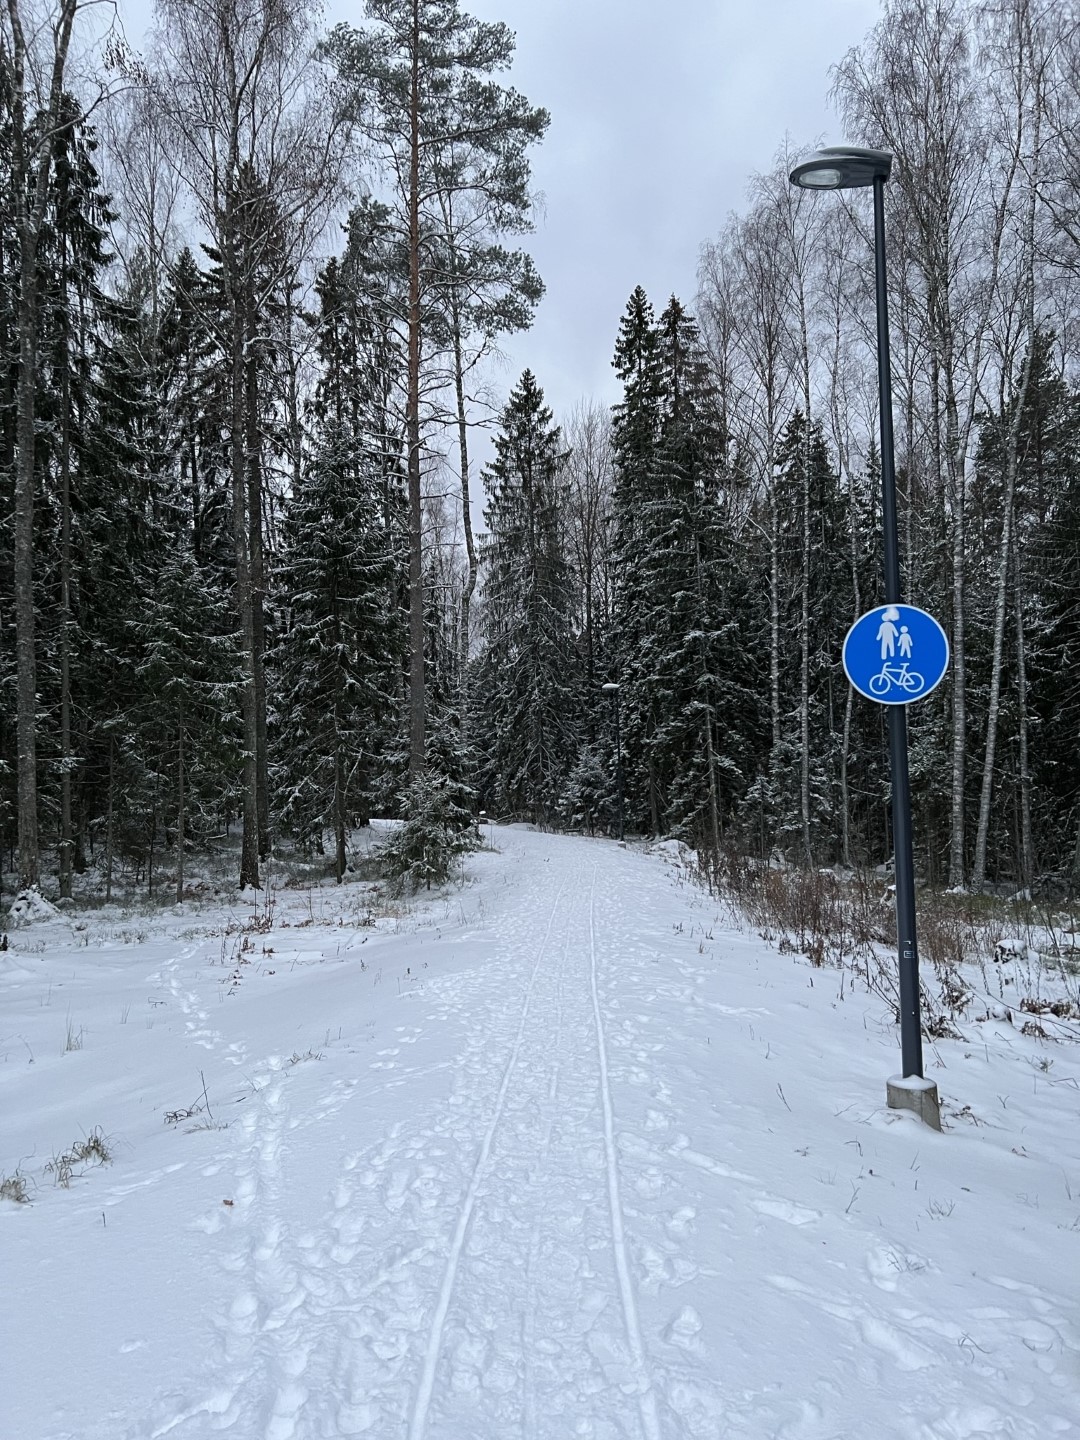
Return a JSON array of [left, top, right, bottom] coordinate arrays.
[[601, 683, 620, 694], [789, 146, 892, 191]]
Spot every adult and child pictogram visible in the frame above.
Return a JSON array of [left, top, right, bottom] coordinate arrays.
[[843, 603, 949, 705]]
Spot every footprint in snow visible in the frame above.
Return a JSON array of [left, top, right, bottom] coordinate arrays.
[[752, 1197, 821, 1226], [664, 1206, 697, 1235], [663, 1306, 704, 1351]]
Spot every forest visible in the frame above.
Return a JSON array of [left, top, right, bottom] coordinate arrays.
[[1, 0, 1079, 903]]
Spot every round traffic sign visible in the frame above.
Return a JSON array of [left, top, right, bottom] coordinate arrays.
[[842, 604, 949, 705]]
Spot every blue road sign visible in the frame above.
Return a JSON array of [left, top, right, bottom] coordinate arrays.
[[842, 604, 949, 705]]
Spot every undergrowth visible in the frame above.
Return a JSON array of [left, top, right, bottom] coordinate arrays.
[[1, 1170, 30, 1204], [701, 850, 1080, 1043], [44, 1127, 113, 1187]]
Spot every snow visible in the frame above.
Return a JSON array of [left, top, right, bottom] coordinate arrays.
[[4, 829, 1079, 1439], [886, 1073, 939, 1094], [7, 886, 66, 928]]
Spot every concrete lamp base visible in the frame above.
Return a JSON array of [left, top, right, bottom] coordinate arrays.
[[886, 1075, 942, 1132]]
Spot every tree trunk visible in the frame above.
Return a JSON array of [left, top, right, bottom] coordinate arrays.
[[841, 453, 864, 869], [245, 290, 270, 860], [800, 415, 812, 866], [176, 713, 186, 905], [694, 531, 721, 857], [944, 374, 967, 889], [105, 739, 115, 903], [59, 339, 73, 899], [453, 303, 478, 720], [972, 350, 1032, 892], [406, 0, 425, 776], [334, 741, 347, 884], [231, 305, 260, 890], [6, 0, 80, 891], [768, 472, 781, 751], [1013, 538, 1034, 890], [13, 245, 40, 890], [970, 490, 1015, 893]]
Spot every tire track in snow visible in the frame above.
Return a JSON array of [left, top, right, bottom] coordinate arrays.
[[588, 864, 662, 1440], [407, 879, 570, 1440]]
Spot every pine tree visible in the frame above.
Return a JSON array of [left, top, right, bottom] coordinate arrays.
[[326, 1, 548, 778], [77, 283, 175, 892]]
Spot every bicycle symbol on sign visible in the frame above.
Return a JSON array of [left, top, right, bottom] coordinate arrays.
[[844, 601, 949, 705], [871, 605, 925, 696], [869, 662, 925, 696]]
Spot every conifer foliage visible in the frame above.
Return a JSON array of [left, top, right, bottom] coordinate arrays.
[[10, 0, 1080, 904], [609, 292, 761, 847], [473, 372, 578, 825], [273, 258, 407, 882]]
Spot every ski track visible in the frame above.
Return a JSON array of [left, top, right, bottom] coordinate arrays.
[[406, 879, 571, 1440], [118, 832, 1080, 1440], [588, 866, 662, 1440], [140, 844, 688, 1440]]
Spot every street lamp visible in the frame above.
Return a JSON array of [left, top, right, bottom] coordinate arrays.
[[601, 683, 625, 843], [790, 146, 939, 1128]]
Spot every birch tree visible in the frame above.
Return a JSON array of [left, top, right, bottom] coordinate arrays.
[[835, 0, 1003, 887], [970, 0, 1054, 891], [149, 0, 347, 887]]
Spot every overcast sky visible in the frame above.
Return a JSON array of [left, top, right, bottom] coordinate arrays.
[[118, 0, 882, 419]]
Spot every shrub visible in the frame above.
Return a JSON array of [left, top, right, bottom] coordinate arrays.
[[44, 1128, 113, 1187], [1, 1172, 30, 1204], [379, 768, 479, 895]]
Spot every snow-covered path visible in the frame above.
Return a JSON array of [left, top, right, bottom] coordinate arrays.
[[5, 829, 1080, 1439]]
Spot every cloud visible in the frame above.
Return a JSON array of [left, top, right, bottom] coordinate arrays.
[[118, 0, 882, 423]]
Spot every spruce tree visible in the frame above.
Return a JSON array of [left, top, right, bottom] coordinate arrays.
[[474, 371, 578, 824], [611, 290, 761, 845], [134, 537, 243, 901], [272, 257, 406, 881], [768, 409, 850, 860]]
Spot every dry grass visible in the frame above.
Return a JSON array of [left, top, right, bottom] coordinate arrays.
[[701, 849, 1080, 1043], [1, 1171, 30, 1204], [44, 1128, 113, 1188]]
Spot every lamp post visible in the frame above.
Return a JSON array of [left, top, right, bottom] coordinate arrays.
[[790, 147, 938, 1125], [601, 682, 625, 842]]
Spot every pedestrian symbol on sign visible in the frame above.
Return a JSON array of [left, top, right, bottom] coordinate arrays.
[[877, 605, 899, 659], [843, 604, 949, 706]]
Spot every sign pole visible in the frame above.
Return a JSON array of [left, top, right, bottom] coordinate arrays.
[[790, 148, 941, 1128], [874, 176, 926, 1086]]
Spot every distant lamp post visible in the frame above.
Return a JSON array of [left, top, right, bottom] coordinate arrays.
[[601, 683, 625, 843], [789, 145, 940, 1130]]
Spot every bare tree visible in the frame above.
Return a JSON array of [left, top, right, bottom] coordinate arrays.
[[971, 0, 1055, 891], [835, 0, 1006, 888], [148, 0, 348, 887], [754, 153, 831, 864], [101, 78, 182, 325], [709, 204, 795, 767], [563, 399, 614, 697]]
